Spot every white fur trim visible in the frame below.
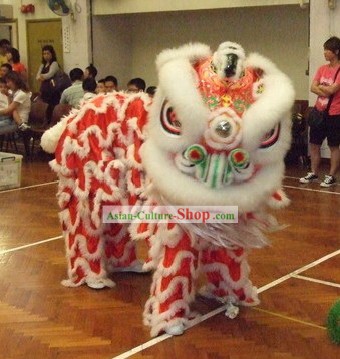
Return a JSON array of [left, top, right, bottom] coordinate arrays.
[[41, 116, 68, 154], [156, 42, 211, 70], [242, 53, 295, 152], [147, 44, 212, 153], [267, 188, 291, 209], [212, 42, 246, 81], [142, 139, 284, 210], [143, 48, 294, 210]]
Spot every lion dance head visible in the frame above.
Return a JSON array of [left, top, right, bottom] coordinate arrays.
[[142, 42, 295, 213]]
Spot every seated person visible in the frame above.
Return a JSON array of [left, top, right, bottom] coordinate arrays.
[[6, 47, 27, 83], [0, 78, 9, 107], [127, 78, 146, 93], [96, 78, 106, 94], [0, 39, 10, 66], [104, 75, 118, 93], [146, 86, 157, 98], [0, 71, 31, 132], [84, 64, 97, 80], [60, 68, 84, 108], [82, 77, 97, 101], [0, 77, 16, 134], [0, 63, 12, 79]]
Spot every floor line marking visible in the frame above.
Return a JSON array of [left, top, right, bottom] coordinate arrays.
[[0, 181, 58, 194], [252, 307, 326, 330], [292, 274, 340, 288], [284, 175, 301, 180], [112, 248, 340, 359], [259, 249, 340, 293], [0, 235, 63, 255], [284, 175, 339, 187], [112, 334, 172, 359], [283, 184, 340, 195]]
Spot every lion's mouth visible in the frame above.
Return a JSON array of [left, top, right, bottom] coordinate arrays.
[[175, 145, 255, 189]]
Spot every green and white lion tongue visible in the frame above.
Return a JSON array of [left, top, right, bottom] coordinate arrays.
[[182, 144, 254, 189]]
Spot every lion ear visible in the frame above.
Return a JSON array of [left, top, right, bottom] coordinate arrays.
[[267, 188, 290, 209], [147, 43, 211, 151]]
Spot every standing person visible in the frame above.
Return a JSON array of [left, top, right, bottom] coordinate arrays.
[[36, 45, 60, 118], [84, 64, 97, 80], [0, 39, 10, 66], [6, 47, 27, 82], [0, 71, 31, 131], [300, 36, 340, 187]]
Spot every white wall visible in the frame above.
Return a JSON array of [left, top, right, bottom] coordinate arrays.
[[93, 5, 309, 97], [61, 0, 92, 72], [0, 1, 310, 98], [0, 0, 91, 75], [0, 0, 58, 66], [92, 15, 133, 87], [93, 0, 308, 15]]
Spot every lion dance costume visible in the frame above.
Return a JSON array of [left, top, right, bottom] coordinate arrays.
[[42, 41, 294, 338], [139, 42, 294, 336], [42, 92, 150, 289]]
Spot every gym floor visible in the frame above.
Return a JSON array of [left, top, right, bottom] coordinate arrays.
[[0, 153, 339, 359]]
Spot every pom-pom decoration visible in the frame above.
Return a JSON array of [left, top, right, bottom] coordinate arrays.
[[327, 300, 340, 345], [184, 144, 207, 164]]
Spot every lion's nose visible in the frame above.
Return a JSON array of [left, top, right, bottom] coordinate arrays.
[[205, 114, 242, 151], [215, 119, 233, 138]]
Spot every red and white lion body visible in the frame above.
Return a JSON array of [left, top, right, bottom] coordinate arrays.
[[42, 93, 149, 288], [42, 41, 294, 337], [139, 42, 294, 336]]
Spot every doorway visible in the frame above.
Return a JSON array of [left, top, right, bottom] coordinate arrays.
[[26, 19, 63, 93], [0, 20, 18, 48]]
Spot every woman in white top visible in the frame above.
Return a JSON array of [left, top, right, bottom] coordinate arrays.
[[0, 71, 31, 131]]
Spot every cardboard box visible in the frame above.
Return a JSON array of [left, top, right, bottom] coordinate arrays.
[[0, 152, 23, 191]]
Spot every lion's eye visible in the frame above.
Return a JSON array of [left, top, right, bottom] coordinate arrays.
[[260, 124, 280, 148], [160, 100, 181, 136]]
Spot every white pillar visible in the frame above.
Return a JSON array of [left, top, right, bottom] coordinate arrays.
[[62, 0, 92, 73]]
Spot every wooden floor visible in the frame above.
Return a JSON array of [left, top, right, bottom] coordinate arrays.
[[0, 150, 339, 359]]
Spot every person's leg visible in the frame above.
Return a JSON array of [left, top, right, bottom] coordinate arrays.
[[320, 115, 340, 187], [104, 223, 144, 273], [0, 116, 17, 135], [329, 146, 340, 177], [12, 110, 30, 131], [200, 246, 259, 306], [326, 115, 340, 177], [300, 123, 326, 183], [58, 191, 114, 289], [143, 223, 199, 337], [310, 143, 322, 175]]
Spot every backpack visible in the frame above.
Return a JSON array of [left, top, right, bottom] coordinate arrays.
[[50, 69, 72, 94]]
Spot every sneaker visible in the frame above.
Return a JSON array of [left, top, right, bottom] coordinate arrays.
[[320, 175, 336, 188], [299, 172, 318, 184], [18, 122, 31, 131]]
